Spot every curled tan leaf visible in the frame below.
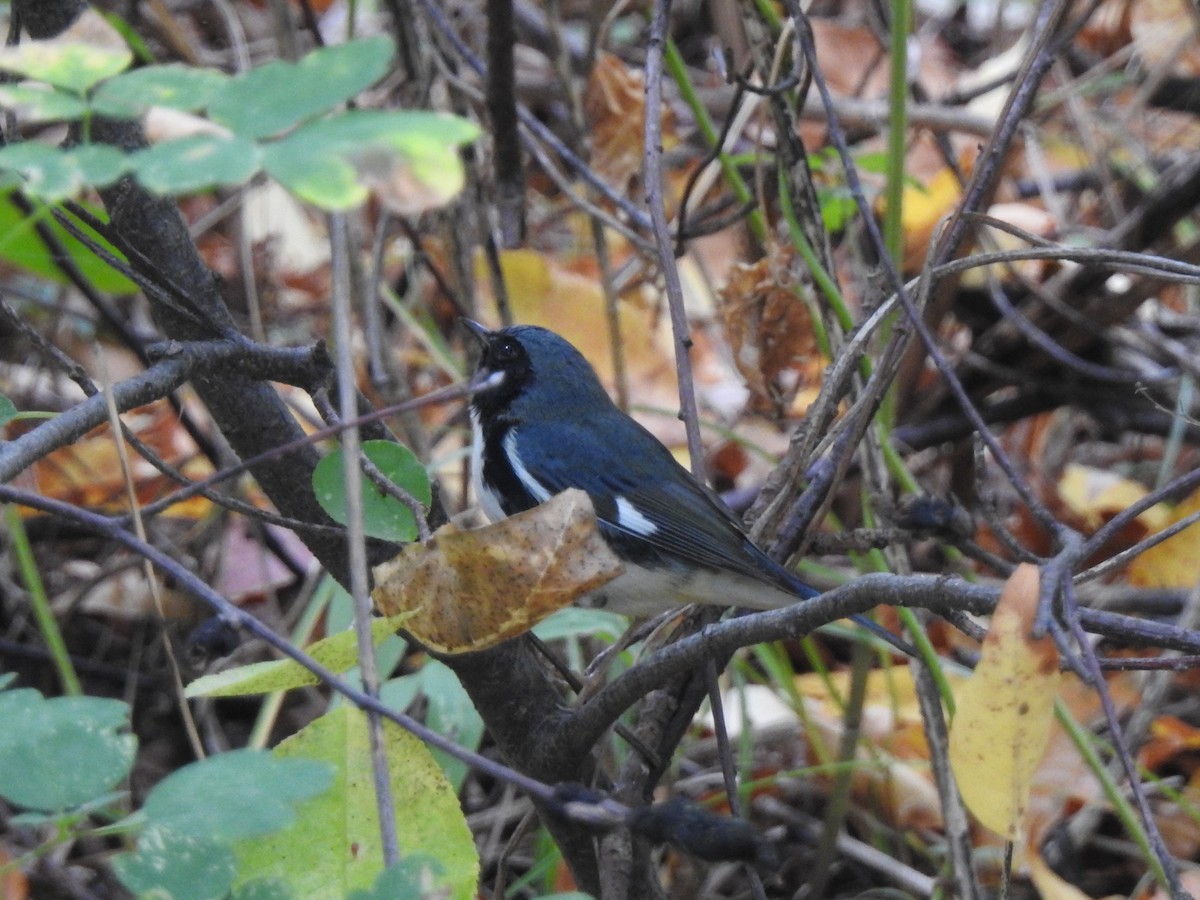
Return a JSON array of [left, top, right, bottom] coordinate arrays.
[[371, 489, 623, 653]]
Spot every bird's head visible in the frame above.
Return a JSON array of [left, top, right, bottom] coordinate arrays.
[[463, 320, 612, 421]]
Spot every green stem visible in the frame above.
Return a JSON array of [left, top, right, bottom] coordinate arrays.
[[1056, 698, 1171, 892], [663, 39, 767, 244], [4, 504, 82, 695], [883, 0, 910, 269], [877, 0, 911, 434]]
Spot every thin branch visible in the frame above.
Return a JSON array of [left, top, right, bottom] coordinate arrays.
[[643, 0, 703, 476], [329, 212, 400, 865]]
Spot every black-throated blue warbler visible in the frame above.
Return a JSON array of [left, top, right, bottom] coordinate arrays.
[[464, 320, 823, 617]]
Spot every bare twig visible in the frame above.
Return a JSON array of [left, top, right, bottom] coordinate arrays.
[[329, 212, 400, 864]]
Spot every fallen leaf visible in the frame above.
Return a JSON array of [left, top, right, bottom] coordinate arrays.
[[1029, 852, 1098, 900], [1057, 463, 1167, 533], [1076, 0, 1133, 58], [0, 845, 29, 900], [1127, 486, 1200, 588], [584, 51, 678, 198], [717, 251, 823, 416], [372, 489, 623, 653], [949, 563, 1060, 842], [23, 399, 213, 520], [1130, 0, 1200, 74], [960, 202, 1059, 288], [470, 248, 664, 382], [1146, 869, 1200, 900], [896, 165, 963, 273], [1142, 714, 1200, 769]]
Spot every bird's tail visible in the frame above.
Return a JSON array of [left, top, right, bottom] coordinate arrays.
[[780, 562, 916, 657]]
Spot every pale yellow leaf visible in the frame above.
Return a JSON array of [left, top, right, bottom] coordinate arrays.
[[1128, 486, 1200, 588], [1058, 463, 1166, 533], [949, 563, 1061, 841]]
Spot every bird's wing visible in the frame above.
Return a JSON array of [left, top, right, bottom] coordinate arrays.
[[510, 418, 808, 595]]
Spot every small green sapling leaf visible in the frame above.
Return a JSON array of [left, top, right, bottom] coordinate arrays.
[[313, 440, 431, 543]]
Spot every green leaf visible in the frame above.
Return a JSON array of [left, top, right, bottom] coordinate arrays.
[[8, 790, 128, 828], [65, 144, 128, 187], [532, 607, 629, 642], [232, 877, 294, 900], [185, 613, 414, 698], [142, 749, 333, 841], [264, 135, 364, 209], [0, 84, 89, 121], [348, 857, 448, 900], [312, 439, 431, 543], [0, 41, 132, 94], [91, 63, 230, 116], [0, 195, 137, 294], [0, 689, 135, 811], [263, 110, 479, 212], [381, 662, 483, 792], [130, 134, 262, 195], [0, 142, 86, 200], [209, 35, 395, 139], [0, 395, 16, 428], [113, 825, 238, 900], [234, 706, 478, 899]]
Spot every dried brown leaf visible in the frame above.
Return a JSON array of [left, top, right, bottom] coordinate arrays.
[[372, 489, 622, 653], [717, 253, 822, 416]]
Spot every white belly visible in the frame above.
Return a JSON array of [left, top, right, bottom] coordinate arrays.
[[581, 564, 801, 617]]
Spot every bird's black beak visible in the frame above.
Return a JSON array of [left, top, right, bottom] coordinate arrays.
[[462, 318, 502, 393], [461, 318, 493, 349]]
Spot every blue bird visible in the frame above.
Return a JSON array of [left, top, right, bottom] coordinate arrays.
[[464, 320, 826, 618]]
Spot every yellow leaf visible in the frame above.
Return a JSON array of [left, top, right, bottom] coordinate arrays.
[[895, 166, 961, 272], [1128, 487, 1200, 588], [949, 563, 1060, 841], [372, 489, 623, 653], [1058, 463, 1166, 532]]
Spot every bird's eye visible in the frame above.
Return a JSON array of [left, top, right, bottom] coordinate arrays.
[[495, 340, 520, 362]]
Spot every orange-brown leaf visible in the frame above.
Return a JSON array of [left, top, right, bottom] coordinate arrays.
[[717, 254, 822, 416]]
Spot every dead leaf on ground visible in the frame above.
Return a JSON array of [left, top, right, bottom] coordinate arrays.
[[1057, 462, 1170, 546], [1127, 485, 1200, 588], [371, 489, 623, 653], [584, 51, 679, 202], [0, 845, 28, 900], [717, 251, 823, 417], [20, 399, 213, 520], [893, 165, 964, 274], [949, 563, 1060, 843], [1147, 870, 1200, 900]]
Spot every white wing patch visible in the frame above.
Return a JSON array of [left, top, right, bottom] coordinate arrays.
[[615, 496, 658, 536], [503, 429, 553, 503]]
